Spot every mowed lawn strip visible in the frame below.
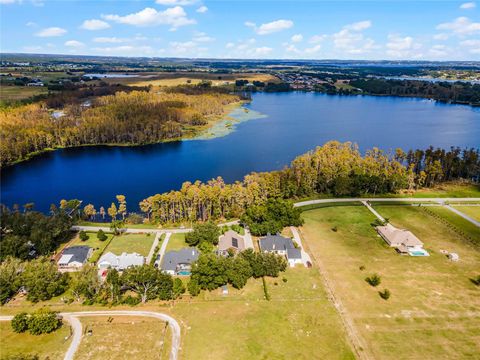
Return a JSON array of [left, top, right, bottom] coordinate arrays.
[[75, 316, 167, 360], [301, 205, 480, 360], [105, 233, 155, 256], [0, 321, 71, 360], [172, 267, 354, 360], [166, 233, 188, 251]]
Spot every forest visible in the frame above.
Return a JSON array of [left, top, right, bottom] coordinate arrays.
[[0, 87, 240, 167]]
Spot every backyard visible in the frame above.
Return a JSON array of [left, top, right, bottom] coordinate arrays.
[[105, 233, 155, 256], [69, 231, 114, 263], [165, 233, 188, 251], [300, 205, 480, 359]]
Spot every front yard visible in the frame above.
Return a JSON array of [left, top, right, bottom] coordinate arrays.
[[104, 233, 155, 256]]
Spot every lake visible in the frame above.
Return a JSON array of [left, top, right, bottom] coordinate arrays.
[[1, 92, 479, 212]]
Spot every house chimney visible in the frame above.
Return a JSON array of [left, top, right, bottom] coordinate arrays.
[[273, 243, 276, 250]]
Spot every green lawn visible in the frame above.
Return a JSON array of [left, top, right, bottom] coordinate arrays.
[[171, 267, 354, 360], [166, 233, 189, 251], [105, 233, 155, 256], [452, 205, 480, 222], [0, 321, 71, 360], [301, 205, 480, 360], [78, 221, 161, 229], [71, 232, 114, 263]]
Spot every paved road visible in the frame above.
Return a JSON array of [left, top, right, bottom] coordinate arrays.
[[294, 197, 480, 207], [1, 310, 181, 360], [444, 204, 480, 227], [290, 226, 311, 266], [146, 232, 164, 264], [243, 228, 254, 249], [361, 200, 386, 222], [156, 232, 172, 267]]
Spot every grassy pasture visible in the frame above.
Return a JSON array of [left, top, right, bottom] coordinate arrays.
[[0, 86, 48, 101], [300, 205, 480, 360], [452, 205, 480, 222]]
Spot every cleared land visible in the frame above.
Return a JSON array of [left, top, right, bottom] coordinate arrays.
[[75, 316, 170, 360], [0, 86, 48, 101], [171, 267, 354, 360], [0, 321, 71, 360], [105, 233, 155, 256], [301, 205, 480, 360]]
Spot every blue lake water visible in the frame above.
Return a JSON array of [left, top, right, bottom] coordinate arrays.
[[1, 92, 479, 212]]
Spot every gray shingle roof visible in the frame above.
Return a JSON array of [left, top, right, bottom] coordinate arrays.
[[287, 248, 302, 260], [259, 235, 295, 252], [59, 246, 91, 264], [161, 248, 199, 272]]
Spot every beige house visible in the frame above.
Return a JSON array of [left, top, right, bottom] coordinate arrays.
[[218, 230, 246, 256], [376, 224, 427, 255]]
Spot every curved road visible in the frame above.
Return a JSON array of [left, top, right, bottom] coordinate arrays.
[[0, 310, 181, 360]]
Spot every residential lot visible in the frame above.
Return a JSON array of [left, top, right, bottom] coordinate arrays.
[[69, 231, 114, 263], [301, 205, 480, 360], [105, 233, 155, 257], [165, 233, 188, 251], [0, 321, 71, 360], [452, 205, 480, 222], [171, 267, 354, 360], [75, 316, 170, 360]]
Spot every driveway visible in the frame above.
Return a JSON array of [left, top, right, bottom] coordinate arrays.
[[290, 226, 312, 266], [156, 232, 172, 267]]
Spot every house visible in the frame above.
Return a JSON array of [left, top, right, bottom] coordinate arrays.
[[158, 248, 199, 275], [217, 230, 246, 256], [376, 224, 428, 256], [259, 234, 295, 256], [97, 252, 144, 271], [58, 246, 92, 271], [286, 248, 302, 267]]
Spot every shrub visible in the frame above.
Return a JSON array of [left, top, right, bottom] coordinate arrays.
[[3, 355, 39, 360], [332, 226, 338, 232], [359, 265, 365, 271], [470, 275, 480, 286], [125, 213, 144, 225], [262, 277, 271, 301], [122, 295, 141, 306], [96, 229, 108, 242], [282, 277, 288, 283], [79, 231, 89, 242], [379, 289, 391, 300], [27, 308, 61, 335], [365, 274, 381, 287], [187, 279, 200, 296], [11, 312, 29, 333]]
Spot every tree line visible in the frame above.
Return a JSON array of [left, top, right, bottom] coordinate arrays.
[[137, 142, 479, 225], [0, 87, 240, 167]]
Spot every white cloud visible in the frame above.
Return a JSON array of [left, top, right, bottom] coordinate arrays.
[[91, 45, 155, 56], [460, 2, 476, 9], [386, 34, 422, 58], [304, 44, 322, 54], [93, 37, 125, 43], [285, 44, 300, 54], [428, 44, 450, 57], [246, 19, 293, 35], [460, 39, 480, 53], [436, 17, 480, 35], [192, 31, 214, 42], [0, 0, 21, 4], [103, 6, 195, 30], [345, 20, 372, 31], [196, 5, 208, 13], [35, 27, 67, 37], [291, 34, 303, 43], [433, 33, 449, 40], [252, 46, 272, 56], [225, 42, 235, 49], [332, 21, 376, 54], [309, 34, 327, 43], [169, 41, 208, 56], [156, 0, 197, 5], [64, 40, 85, 47], [23, 45, 43, 52], [80, 19, 110, 30], [25, 21, 36, 27]]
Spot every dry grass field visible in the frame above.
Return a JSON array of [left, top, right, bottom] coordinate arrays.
[[301, 205, 480, 360]]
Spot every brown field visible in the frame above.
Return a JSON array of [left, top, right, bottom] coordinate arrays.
[[0, 85, 48, 101]]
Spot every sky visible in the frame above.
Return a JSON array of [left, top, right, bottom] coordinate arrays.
[[1, 0, 479, 61]]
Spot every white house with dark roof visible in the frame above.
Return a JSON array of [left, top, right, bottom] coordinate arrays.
[[286, 248, 303, 267], [259, 234, 295, 256], [97, 252, 144, 271], [58, 246, 92, 271]]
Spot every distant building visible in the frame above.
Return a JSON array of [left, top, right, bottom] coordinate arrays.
[[158, 248, 199, 276], [217, 230, 246, 256], [58, 246, 92, 271], [97, 252, 144, 271], [286, 248, 302, 267], [376, 224, 428, 256]]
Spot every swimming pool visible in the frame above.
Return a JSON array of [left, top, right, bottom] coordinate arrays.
[[177, 271, 191, 276], [408, 249, 430, 257]]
